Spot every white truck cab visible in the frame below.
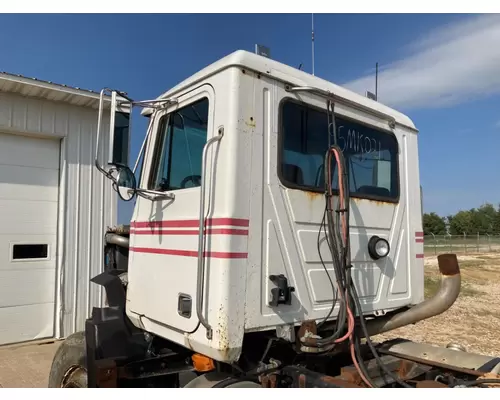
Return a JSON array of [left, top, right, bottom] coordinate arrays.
[[107, 50, 424, 363], [51, 50, 477, 390], [49, 51, 486, 388]]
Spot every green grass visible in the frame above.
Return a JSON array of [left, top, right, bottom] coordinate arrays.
[[457, 260, 486, 268], [475, 255, 500, 260], [424, 275, 480, 299], [423, 236, 500, 256], [424, 276, 440, 299]]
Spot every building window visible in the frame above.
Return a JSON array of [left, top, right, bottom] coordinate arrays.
[[150, 98, 209, 191], [12, 244, 48, 260], [279, 99, 399, 202]]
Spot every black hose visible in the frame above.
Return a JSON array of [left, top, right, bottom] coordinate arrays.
[[326, 143, 412, 388], [305, 145, 355, 349], [349, 281, 413, 388], [310, 133, 411, 387], [319, 143, 412, 387], [316, 207, 341, 330], [303, 149, 350, 348], [352, 333, 379, 388]]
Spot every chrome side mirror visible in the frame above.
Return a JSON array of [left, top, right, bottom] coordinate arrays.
[[116, 167, 136, 202]]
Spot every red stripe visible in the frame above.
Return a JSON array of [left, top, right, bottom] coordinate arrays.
[[416, 254, 424, 259], [131, 218, 249, 229], [415, 232, 424, 237], [130, 247, 248, 259], [130, 228, 248, 236], [415, 238, 424, 243]]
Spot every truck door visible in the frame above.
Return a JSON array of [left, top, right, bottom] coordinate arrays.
[[127, 84, 215, 333]]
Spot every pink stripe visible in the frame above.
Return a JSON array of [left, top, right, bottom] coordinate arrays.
[[415, 238, 424, 243], [415, 232, 424, 237], [416, 254, 424, 259], [130, 247, 248, 259], [131, 218, 249, 229], [130, 228, 248, 236]]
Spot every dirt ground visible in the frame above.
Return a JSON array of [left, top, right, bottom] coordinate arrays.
[[0, 340, 61, 388], [373, 253, 500, 357]]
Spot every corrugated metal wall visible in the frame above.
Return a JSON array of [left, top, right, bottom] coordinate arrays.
[[0, 91, 117, 339]]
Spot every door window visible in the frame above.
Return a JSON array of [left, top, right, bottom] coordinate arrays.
[[150, 98, 209, 191]]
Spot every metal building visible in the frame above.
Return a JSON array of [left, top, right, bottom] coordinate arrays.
[[0, 72, 117, 346]]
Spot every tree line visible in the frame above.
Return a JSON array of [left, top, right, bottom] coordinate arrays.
[[423, 203, 500, 236]]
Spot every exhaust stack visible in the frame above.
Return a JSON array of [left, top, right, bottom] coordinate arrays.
[[365, 253, 461, 337], [105, 232, 129, 248]]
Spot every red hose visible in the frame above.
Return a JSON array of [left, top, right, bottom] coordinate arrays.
[[350, 340, 373, 387], [333, 291, 354, 343], [326, 146, 372, 386]]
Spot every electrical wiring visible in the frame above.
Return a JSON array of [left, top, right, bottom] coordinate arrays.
[[349, 280, 412, 388], [331, 145, 412, 388], [302, 147, 352, 349], [301, 143, 369, 385], [315, 206, 339, 330], [325, 145, 375, 386], [309, 101, 413, 387]]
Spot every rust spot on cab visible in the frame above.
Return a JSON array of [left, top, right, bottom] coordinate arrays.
[[183, 335, 195, 351], [303, 190, 323, 201], [352, 196, 387, 206], [245, 117, 256, 128]]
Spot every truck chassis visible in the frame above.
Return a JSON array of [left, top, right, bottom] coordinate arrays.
[[48, 235, 500, 388]]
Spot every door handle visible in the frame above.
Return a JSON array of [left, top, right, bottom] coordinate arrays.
[[196, 127, 224, 340]]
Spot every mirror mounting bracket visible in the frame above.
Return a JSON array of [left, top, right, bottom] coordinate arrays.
[[135, 189, 175, 201], [95, 88, 179, 187]]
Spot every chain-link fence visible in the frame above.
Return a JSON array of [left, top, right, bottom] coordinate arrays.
[[424, 234, 500, 256]]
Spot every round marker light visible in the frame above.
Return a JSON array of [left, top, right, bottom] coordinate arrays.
[[368, 236, 390, 260]]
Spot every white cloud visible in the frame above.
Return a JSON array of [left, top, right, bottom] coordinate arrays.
[[343, 14, 500, 110]]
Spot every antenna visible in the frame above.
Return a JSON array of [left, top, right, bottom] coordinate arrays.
[[255, 44, 271, 59], [367, 62, 379, 101], [311, 13, 315, 76]]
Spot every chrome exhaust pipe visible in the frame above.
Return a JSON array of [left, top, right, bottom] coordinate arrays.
[[365, 253, 461, 337], [105, 233, 129, 248]]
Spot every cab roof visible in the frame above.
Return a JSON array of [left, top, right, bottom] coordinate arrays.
[[147, 50, 417, 132]]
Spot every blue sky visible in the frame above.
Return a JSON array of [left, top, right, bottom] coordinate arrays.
[[0, 13, 498, 222]]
